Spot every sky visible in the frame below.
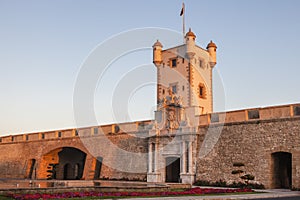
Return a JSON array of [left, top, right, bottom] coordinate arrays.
[[0, 0, 300, 135]]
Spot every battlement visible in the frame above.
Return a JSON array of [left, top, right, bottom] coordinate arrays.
[[0, 120, 152, 144], [199, 103, 300, 126], [1, 103, 300, 144]]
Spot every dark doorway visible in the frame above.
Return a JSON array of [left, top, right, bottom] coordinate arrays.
[[165, 157, 180, 183], [63, 163, 73, 180], [58, 147, 86, 180], [272, 152, 292, 188]]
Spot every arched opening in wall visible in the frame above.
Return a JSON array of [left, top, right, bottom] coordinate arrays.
[[63, 163, 73, 180], [58, 147, 86, 180], [165, 157, 180, 183], [271, 152, 292, 189], [41, 147, 86, 180]]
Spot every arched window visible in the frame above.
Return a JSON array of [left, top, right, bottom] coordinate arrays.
[[198, 83, 207, 99]]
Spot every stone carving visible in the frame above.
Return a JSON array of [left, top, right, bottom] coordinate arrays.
[[166, 109, 179, 130], [158, 87, 183, 109]]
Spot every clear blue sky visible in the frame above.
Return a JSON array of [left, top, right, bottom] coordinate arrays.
[[1, 0, 300, 135]]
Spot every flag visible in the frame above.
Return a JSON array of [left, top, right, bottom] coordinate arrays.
[[180, 3, 185, 16]]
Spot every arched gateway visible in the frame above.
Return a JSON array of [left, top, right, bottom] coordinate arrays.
[[40, 147, 87, 180]]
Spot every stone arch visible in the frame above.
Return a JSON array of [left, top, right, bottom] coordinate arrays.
[[39, 146, 87, 180], [271, 151, 292, 189]]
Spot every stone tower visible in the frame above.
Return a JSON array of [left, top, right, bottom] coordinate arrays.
[[153, 28, 217, 116]]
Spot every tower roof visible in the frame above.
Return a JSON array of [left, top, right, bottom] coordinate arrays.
[[185, 28, 196, 38], [153, 40, 163, 48], [206, 40, 217, 49]]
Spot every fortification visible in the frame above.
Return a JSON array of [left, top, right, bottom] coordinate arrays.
[[0, 30, 299, 189]]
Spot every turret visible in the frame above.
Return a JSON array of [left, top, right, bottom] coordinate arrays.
[[185, 28, 196, 59], [206, 40, 217, 66], [152, 40, 163, 66]]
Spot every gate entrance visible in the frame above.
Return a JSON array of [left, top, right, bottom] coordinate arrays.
[[271, 152, 292, 188], [165, 157, 180, 183]]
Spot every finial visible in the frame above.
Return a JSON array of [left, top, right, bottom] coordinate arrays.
[[153, 40, 163, 47], [206, 40, 217, 49], [185, 28, 196, 38]]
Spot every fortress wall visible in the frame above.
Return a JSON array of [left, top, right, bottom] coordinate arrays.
[[0, 131, 148, 181], [196, 117, 300, 188]]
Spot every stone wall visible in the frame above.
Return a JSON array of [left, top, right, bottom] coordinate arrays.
[[0, 129, 148, 181], [196, 117, 300, 188]]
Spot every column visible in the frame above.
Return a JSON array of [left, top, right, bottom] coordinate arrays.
[[154, 142, 159, 172], [148, 143, 153, 173], [188, 141, 193, 173], [182, 141, 186, 174]]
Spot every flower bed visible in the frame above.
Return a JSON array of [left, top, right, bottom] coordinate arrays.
[[8, 187, 253, 199]]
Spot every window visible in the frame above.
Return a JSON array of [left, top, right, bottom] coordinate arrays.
[[25, 135, 29, 141], [200, 86, 204, 96], [94, 128, 98, 134], [58, 132, 62, 137], [198, 83, 206, 99], [182, 85, 185, 91], [75, 130, 79, 136], [199, 59, 203, 68], [182, 58, 185, 63], [41, 133, 45, 139], [171, 85, 177, 94], [171, 59, 177, 67]]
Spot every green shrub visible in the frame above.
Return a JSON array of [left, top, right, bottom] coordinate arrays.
[[215, 179, 227, 187], [193, 180, 211, 186], [193, 179, 265, 189]]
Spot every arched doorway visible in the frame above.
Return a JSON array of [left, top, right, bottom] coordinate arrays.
[[165, 157, 180, 183], [271, 152, 292, 188], [58, 147, 86, 180], [41, 147, 86, 180], [63, 163, 73, 180]]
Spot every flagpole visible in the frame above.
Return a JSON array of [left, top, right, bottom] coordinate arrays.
[[182, 2, 185, 43]]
